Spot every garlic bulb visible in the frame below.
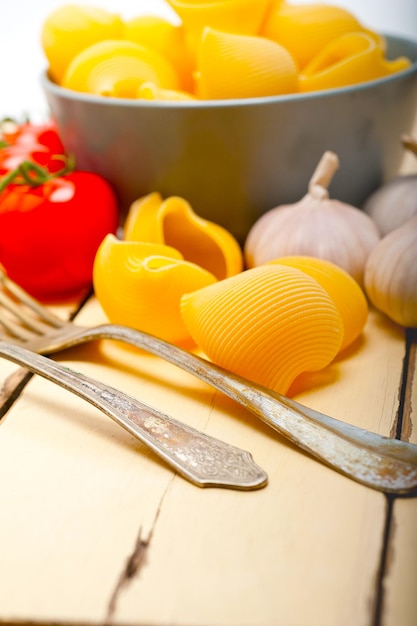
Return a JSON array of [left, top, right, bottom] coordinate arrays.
[[363, 135, 417, 236], [364, 215, 417, 327], [244, 151, 380, 284]]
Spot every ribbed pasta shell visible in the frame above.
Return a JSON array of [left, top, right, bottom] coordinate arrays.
[[41, 4, 123, 84], [137, 82, 196, 101], [299, 32, 410, 92], [195, 27, 298, 99], [268, 256, 368, 352], [62, 40, 179, 96], [124, 192, 243, 279], [167, 0, 272, 58], [181, 264, 343, 394], [261, 2, 364, 70], [93, 234, 217, 344], [124, 15, 194, 91]]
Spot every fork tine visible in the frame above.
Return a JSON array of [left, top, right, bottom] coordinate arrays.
[[0, 268, 64, 328], [0, 303, 37, 341], [0, 289, 58, 337]]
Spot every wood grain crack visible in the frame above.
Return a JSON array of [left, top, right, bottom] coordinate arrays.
[[390, 328, 416, 441], [372, 495, 394, 626], [0, 367, 32, 422], [104, 480, 172, 625], [373, 329, 416, 626], [401, 328, 416, 442]]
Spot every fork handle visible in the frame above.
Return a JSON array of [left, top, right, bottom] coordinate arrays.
[[88, 324, 417, 495], [0, 342, 267, 491]]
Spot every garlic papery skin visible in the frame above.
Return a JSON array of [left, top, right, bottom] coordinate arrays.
[[363, 175, 417, 236], [364, 215, 417, 328], [363, 135, 417, 236], [244, 151, 381, 284]]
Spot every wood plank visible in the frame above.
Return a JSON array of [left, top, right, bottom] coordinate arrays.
[[382, 113, 417, 626], [0, 298, 409, 625], [384, 329, 417, 626]]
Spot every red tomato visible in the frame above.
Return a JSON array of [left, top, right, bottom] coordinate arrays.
[[0, 170, 119, 301], [1, 120, 65, 154], [0, 120, 67, 175], [0, 143, 67, 175]]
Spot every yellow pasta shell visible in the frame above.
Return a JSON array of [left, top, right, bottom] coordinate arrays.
[[299, 32, 410, 92], [123, 192, 243, 279], [167, 0, 273, 59], [93, 234, 217, 344], [41, 4, 124, 84], [195, 27, 298, 99], [62, 39, 180, 96], [268, 256, 368, 352], [261, 2, 365, 70], [180, 264, 343, 394], [124, 15, 194, 91], [137, 82, 196, 101]]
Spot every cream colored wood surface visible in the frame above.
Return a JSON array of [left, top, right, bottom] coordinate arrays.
[[0, 296, 415, 626]]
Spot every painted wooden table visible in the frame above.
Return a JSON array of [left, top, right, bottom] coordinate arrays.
[[0, 146, 417, 626], [0, 287, 416, 626]]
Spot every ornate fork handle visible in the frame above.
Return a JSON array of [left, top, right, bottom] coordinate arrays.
[[0, 342, 268, 491], [66, 323, 417, 495]]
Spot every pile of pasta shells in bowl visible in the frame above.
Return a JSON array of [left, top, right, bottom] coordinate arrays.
[[41, 0, 417, 241]]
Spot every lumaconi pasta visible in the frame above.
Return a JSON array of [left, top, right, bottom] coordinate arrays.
[[261, 2, 368, 70], [123, 192, 243, 280], [93, 234, 217, 344], [42, 1, 412, 100], [166, 0, 272, 59], [180, 264, 343, 395], [137, 82, 196, 101], [267, 256, 368, 352], [41, 4, 124, 84], [124, 15, 194, 92], [195, 27, 298, 100], [62, 40, 180, 96], [299, 32, 410, 92], [92, 200, 370, 391]]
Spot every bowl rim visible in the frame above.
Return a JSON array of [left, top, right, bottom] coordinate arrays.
[[41, 33, 417, 110]]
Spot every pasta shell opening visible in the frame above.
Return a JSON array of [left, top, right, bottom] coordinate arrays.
[[93, 234, 217, 344], [62, 39, 180, 95], [124, 193, 243, 279], [299, 32, 410, 92]]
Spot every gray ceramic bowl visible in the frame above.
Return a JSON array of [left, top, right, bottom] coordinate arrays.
[[42, 34, 417, 242]]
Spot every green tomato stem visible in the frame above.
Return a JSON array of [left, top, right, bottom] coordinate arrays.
[[0, 155, 75, 193]]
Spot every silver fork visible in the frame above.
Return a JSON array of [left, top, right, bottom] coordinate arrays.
[[1, 269, 417, 495], [0, 284, 268, 491], [0, 340, 268, 491]]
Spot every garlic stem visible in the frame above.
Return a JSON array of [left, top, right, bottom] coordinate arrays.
[[244, 149, 380, 283], [308, 151, 339, 199]]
